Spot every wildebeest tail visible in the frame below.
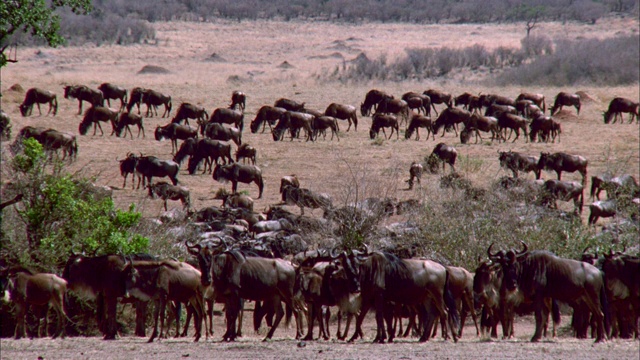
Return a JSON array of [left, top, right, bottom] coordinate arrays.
[[285, 302, 293, 328], [53, 96, 59, 116], [239, 113, 244, 132], [552, 299, 561, 326], [444, 270, 461, 338], [167, 99, 172, 116]]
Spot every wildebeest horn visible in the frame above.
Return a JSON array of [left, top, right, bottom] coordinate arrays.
[[516, 241, 528, 256], [487, 242, 499, 258], [582, 245, 591, 254], [185, 239, 201, 255], [330, 245, 342, 259]]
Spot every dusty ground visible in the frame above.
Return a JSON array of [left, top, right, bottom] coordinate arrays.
[[1, 17, 639, 359]]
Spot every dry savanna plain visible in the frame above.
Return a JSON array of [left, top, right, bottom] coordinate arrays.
[[1, 17, 639, 359]]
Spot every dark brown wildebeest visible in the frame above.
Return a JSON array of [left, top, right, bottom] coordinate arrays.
[[588, 200, 617, 225], [135, 155, 180, 188], [155, 123, 198, 153], [538, 152, 588, 184], [603, 97, 639, 124], [12, 126, 47, 152], [402, 92, 431, 116], [405, 113, 434, 141], [489, 243, 608, 342], [361, 89, 393, 116], [142, 89, 172, 117], [235, 143, 257, 164], [406, 162, 423, 190], [369, 113, 399, 140], [294, 255, 336, 340], [126, 87, 146, 114], [207, 107, 244, 131], [601, 252, 639, 339], [516, 92, 546, 113], [123, 260, 206, 342], [495, 112, 527, 142], [64, 85, 104, 115], [427, 142, 457, 173], [184, 139, 234, 174], [172, 103, 208, 128], [443, 266, 479, 338], [480, 94, 517, 108], [204, 122, 242, 146], [230, 90, 246, 111], [423, 89, 453, 116], [98, 83, 128, 110], [484, 103, 517, 118], [215, 189, 254, 212], [324, 103, 358, 132], [279, 175, 300, 196], [550, 92, 581, 116], [39, 129, 78, 160], [538, 179, 585, 214], [405, 96, 429, 116], [2, 268, 68, 339], [78, 106, 119, 136], [274, 98, 305, 112], [213, 163, 264, 198], [432, 107, 472, 137], [115, 111, 145, 139], [460, 114, 502, 144], [590, 174, 639, 200], [119, 152, 139, 189], [148, 181, 191, 211], [20, 88, 58, 117], [312, 115, 340, 141], [529, 115, 561, 143], [272, 111, 315, 142], [454, 92, 474, 110], [250, 106, 287, 133], [498, 151, 540, 179], [281, 185, 332, 215], [376, 97, 410, 126], [186, 239, 300, 341]]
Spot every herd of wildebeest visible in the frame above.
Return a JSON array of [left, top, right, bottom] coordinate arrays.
[[1, 83, 639, 345]]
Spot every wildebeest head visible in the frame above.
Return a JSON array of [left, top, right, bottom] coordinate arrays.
[[154, 126, 166, 141], [330, 247, 361, 294], [78, 118, 92, 135], [537, 152, 553, 170], [186, 238, 226, 286], [496, 242, 528, 292]]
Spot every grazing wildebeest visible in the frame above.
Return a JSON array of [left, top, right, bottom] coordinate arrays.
[[64, 85, 104, 115], [324, 103, 358, 132], [142, 89, 172, 117], [529, 115, 561, 143], [603, 97, 639, 124], [119, 152, 139, 189], [215, 189, 254, 212], [272, 111, 315, 142], [375, 97, 410, 126], [496, 112, 528, 142], [2, 268, 68, 339], [148, 181, 191, 211], [250, 106, 287, 133], [213, 163, 264, 198], [454, 92, 474, 109], [279, 175, 300, 196], [281, 185, 332, 215], [406, 162, 423, 190], [98, 83, 128, 109], [539, 179, 585, 214], [516, 93, 546, 113], [78, 106, 119, 136], [538, 152, 588, 184], [235, 143, 257, 164], [405, 114, 434, 141], [360, 89, 393, 116], [590, 174, 639, 200], [207, 107, 244, 131], [38, 129, 79, 160], [498, 151, 540, 179], [126, 87, 146, 114], [489, 243, 608, 342], [460, 114, 502, 143], [204, 123, 242, 146], [135, 155, 180, 188], [115, 111, 145, 139], [274, 98, 305, 112], [402, 92, 431, 116], [187, 239, 300, 341], [12, 126, 48, 152], [369, 113, 399, 140], [432, 107, 472, 137], [230, 90, 246, 111], [312, 115, 340, 141], [182, 139, 234, 174], [427, 143, 457, 173], [550, 92, 581, 115], [155, 123, 198, 153], [588, 200, 617, 225], [172, 103, 208, 128], [20, 88, 58, 117], [423, 89, 453, 116]]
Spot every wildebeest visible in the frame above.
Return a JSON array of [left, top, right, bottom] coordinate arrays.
[[135, 155, 180, 188], [498, 151, 540, 179], [324, 103, 358, 132], [148, 181, 191, 211], [204, 123, 242, 146], [497, 112, 528, 142], [182, 139, 234, 174], [484, 103, 517, 118], [402, 92, 432, 116], [0, 110, 11, 140], [369, 113, 399, 140], [405, 114, 434, 141], [279, 175, 300, 196], [423, 89, 453, 116], [588, 200, 617, 225], [427, 143, 457, 173], [600, 251, 639, 339], [172, 103, 208, 128], [294, 255, 336, 340], [445, 266, 480, 337], [126, 87, 146, 114], [488, 243, 608, 342], [64, 85, 104, 115], [98, 83, 128, 109], [274, 98, 305, 112], [480, 94, 517, 109], [460, 114, 502, 144], [250, 106, 287, 133], [213, 163, 264, 199], [230, 90, 246, 111], [590, 174, 639, 200], [538, 152, 588, 185], [312, 115, 340, 141], [115, 111, 145, 139], [119, 152, 139, 189], [142, 89, 172, 117], [155, 123, 198, 153], [603, 97, 639, 124], [550, 92, 581, 116], [38, 129, 79, 160], [361, 89, 393, 116], [529, 115, 561, 143], [272, 111, 315, 142], [454, 92, 474, 110], [406, 162, 423, 190], [207, 108, 244, 132], [516, 92, 546, 113], [281, 185, 333, 215], [20, 88, 58, 117], [235, 143, 257, 164], [432, 107, 472, 137], [215, 189, 254, 212], [2, 268, 68, 339], [186, 239, 300, 341], [539, 179, 584, 214], [375, 97, 409, 126], [78, 106, 119, 136]]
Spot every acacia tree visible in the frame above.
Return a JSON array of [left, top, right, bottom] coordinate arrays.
[[0, 0, 92, 67]]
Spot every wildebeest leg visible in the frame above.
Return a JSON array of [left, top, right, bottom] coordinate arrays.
[[531, 298, 545, 342], [104, 297, 119, 340], [14, 303, 27, 339], [148, 299, 161, 342], [348, 301, 370, 342], [264, 299, 284, 340], [135, 301, 148, 337]]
